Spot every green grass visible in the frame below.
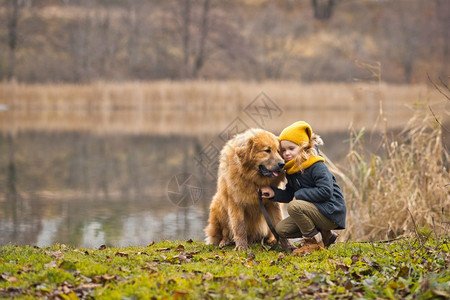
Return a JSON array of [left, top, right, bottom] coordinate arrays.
[[0, 237, 449, 299]]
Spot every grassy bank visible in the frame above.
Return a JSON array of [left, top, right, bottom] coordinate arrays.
[[0, 237, 449, 299]]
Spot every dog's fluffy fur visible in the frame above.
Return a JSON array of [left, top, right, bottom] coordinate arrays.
[[204, 129, 291, 250]]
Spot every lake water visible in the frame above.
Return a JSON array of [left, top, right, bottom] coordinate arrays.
[[0, 89, 435, 248]]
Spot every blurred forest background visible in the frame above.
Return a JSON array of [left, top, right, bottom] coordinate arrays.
[[0, 0, 448, 83]]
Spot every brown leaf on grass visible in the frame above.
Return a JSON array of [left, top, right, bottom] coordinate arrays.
[[186, 239, 194, 243], [362, 257, 381, 269], [75, 283, 102, 291], [92, 274, 117, 284], [202, 272, 214, 281], [136, 251, 149, 256], [351, 254, 361, 264], [56, 281, 74, 294], [6, 276, 18, 283], [45, 250, 64, 259], [156, 247, 171, 252], [0, 274, 18, 283], [277, 252, 285, 261], [0, 287, 23, 297], [18, 265, 33, 274], [148, 241, 155, 247], [265, 274, 283, 282], [175, 245, 185, 252], [142, 262, 159, 273], [178, 254, 190, 264], [335, 263, 350, 272], [98, 245, 107, 250], [172, 290, 189, 300], [115, 252, 129, 258], [305, 282, 322, 294]]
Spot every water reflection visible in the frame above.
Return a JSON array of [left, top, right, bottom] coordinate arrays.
[[0, 132, 216, 247]]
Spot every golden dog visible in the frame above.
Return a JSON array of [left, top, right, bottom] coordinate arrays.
[[204, 129, 292, 250]]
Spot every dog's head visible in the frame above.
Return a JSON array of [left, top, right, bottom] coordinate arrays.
[[236, 129, 285, 181]]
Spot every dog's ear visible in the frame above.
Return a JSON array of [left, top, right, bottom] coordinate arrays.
[[236, 136, 254, 163]]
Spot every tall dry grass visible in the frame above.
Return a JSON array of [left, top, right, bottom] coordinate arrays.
[[335, 106, 449, 242]]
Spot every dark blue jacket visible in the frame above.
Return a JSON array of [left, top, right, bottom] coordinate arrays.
[[272, 161, 346, 229]]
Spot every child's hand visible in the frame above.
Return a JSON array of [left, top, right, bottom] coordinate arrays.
[[260, 186, 275, 199]]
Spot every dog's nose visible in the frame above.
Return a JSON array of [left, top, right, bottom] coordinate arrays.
[[278, 162, 285, 169]]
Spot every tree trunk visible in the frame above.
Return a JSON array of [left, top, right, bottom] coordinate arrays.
[[182, 0, 192, 78], [7, 0, 20, 81], [193, 0, 210, 78], [311, 0, 335, 20]]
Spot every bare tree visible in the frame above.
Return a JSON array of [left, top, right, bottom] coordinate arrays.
[[6, 0, 20, 80], [193, 0, 210, 78], [311, 0, 336, 20], [434, 0, 450, 78], [182, 0, 192, 77]]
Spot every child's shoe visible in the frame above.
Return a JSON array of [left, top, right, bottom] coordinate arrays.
[[321, 230, 338, 248]]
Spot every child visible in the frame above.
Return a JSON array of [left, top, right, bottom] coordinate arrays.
[[261, 121, 346, 250]]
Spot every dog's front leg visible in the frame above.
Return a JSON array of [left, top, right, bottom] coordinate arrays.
[[228, 201, 248, 250]]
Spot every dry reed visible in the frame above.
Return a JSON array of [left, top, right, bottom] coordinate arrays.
[[336, 106, 449, 242]]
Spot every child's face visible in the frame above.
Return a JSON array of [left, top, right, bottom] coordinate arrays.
[[280, 140, 301, 162]]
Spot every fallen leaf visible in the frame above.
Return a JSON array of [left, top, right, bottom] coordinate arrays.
[[172, 290, 189, 300], [18, 265, 33, 274], [6, 276, 18, 283], [277, 252, 285, 261], [265, 274, 283, 282], [75, 283, 102, 291], [92, 274, 117, 284], [351, 254, 361, 264], [45, 250, 64, 259], [175, 245, 185, 252], [98, 245, 107, 250], [115, 252, 129, 258], [156, 247, 171, 252], [186, 239, 194, 243], [0, 287, 23, 297], [0, 274, 18, 283], [148, 241, 155, 247], [202, 272, 214, 281], [335, 263, 350, 272], [142, 262, 159, 273], [178, 254, 190, 263]]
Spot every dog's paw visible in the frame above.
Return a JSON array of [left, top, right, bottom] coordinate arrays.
[[234, 243, 249, 251], [266, 236, 277, 245], [219, 239, 232, 248]]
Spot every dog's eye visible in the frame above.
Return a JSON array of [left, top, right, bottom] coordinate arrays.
[[265, 149, 271, 153]]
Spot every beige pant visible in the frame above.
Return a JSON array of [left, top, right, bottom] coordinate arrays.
[[276, 199, 337, 238]]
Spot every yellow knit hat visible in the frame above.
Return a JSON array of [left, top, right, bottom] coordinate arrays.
[[279, 121, 312, 146]]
